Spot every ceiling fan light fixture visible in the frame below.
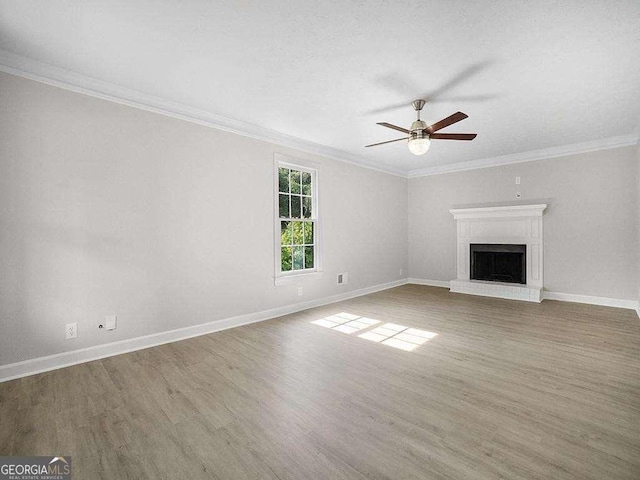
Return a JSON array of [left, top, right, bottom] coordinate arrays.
[[408, 135, 431, 156]]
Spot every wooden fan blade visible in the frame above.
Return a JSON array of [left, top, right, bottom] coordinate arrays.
[[425, 111, 468, 134], [365, 137, 409, 148], [377, 122, 411, 134], [429, 133, 477, 141]]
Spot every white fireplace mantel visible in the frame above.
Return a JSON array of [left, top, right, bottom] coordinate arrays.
[[450, 204, 547, 220], [449, 204, 547, 302]]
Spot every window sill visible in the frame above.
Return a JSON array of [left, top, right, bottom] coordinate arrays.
[[274, 271, 324, 286]]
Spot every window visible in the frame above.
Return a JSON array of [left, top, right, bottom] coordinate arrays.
[[276, 161, 317, 277]]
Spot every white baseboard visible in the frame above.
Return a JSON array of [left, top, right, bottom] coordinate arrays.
[[0, 279, 408, 383], [408, 278, 639, 313], [543, 291, 639, 311], [407, 278, 450, 288]]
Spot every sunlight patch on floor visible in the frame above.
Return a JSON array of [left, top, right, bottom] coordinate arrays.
[[311, 314, 438, 352], [311, 312, 381, 334], [359, 323, 438, 351]]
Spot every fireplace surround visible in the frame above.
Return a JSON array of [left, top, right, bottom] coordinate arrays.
[[449, 204, 547, 302]]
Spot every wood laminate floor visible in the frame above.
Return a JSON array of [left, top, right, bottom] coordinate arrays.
[[1, 285, 639, 479]]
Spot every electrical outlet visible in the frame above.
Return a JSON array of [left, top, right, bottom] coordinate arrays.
[[297, 286, 303, 296], [65, 322, 77, 340], [515, 176, 521, 185], [399, 268, 403, 277]]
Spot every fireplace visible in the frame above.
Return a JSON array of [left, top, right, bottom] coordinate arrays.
[[449, 204, 546, 302], [470, 244, 526, 284]]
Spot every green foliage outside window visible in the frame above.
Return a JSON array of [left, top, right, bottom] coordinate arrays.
[[279, 166, 315, 272]]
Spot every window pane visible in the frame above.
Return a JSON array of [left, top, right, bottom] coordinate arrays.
[[301, 172, 312, 195], [281, 247, 292, 271], [279, 194, 289, 218], [304, 246, 314, 269], [291, 170, 301, 194], [279, 167, 289, 193], [292, 221, 304, 245], [302, 196, 312, 218], [281, 221, 292, 245], [291, 195, 301, 218], [276, 164, 317, 275], [303, 222, 314, 244], [293, 246, 304, 270]]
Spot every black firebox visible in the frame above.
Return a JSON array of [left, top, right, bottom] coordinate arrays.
[[470, 244, 526, 284]]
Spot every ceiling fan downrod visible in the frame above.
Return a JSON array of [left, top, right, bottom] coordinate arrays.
[[411, 99, 427, 133], [411, 99, 426, 119]]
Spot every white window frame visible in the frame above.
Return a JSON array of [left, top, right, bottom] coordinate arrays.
[[273, 154, 323, 285]]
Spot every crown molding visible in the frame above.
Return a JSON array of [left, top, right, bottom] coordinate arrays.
[[0, 49, 406, 178], [1, 49, 637, 180], [408, 134, 639, 177]]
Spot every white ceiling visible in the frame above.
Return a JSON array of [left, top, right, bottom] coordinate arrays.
[[1, 0, 639, 175]]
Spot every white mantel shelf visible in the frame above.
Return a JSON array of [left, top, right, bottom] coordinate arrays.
[[449, 204, 548, 303], [449, 204, 547, 220]]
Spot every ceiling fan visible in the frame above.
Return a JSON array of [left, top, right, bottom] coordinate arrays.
[[365, 99, 477, 155]]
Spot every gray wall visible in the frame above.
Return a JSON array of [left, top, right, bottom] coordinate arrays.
[[0, 72, 407, 366], [1, 70, 637, 368], [408, 146, 639, 300]]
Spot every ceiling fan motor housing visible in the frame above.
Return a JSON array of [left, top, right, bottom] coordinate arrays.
[[411, 120, 428, 135]]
